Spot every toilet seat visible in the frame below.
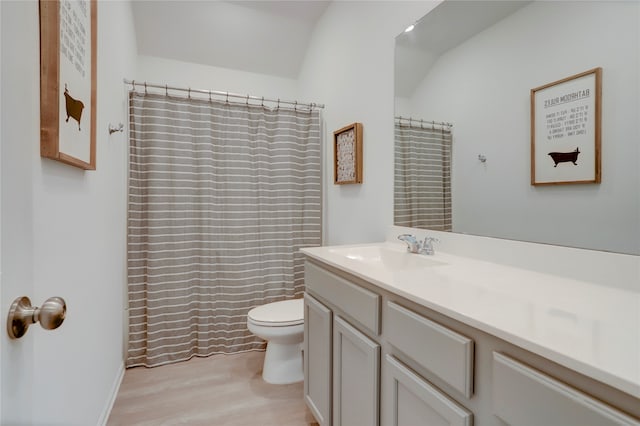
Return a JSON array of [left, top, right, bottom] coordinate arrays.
[[247, 298, 303, 327]]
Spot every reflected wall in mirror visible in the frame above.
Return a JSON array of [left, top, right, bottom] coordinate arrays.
[[394, 0, 639, 255]]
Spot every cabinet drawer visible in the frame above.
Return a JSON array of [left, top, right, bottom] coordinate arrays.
[[305, 261, 380, 335], [386, 301, 474, 398], [383, 355, 472, 426], [492, 352, 640, 426]]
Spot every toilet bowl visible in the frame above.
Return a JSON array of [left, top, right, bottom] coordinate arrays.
[[247, 298, 304, 384]]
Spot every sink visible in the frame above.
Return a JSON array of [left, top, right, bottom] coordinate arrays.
[[327, 245, 446, 269]]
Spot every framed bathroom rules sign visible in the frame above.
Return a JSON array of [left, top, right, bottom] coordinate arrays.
[[531, 68, 601, 185], [40, 0, 97, 170]]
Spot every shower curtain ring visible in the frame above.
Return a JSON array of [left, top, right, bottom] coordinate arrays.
[[226, 92, 229, 104], [165, 84, 168, 96], [132, 80, 136, 91], [144, 82, 147, 94], [246, 95, 249, 105], [261, 96, 264, 107], [277, 99, 280, 110], [294, 101, 298, 111], [209, 90, 212, 102], [188, 88, 191, 99]]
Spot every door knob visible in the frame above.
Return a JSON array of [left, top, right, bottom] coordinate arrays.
[[7, 296, 66, 339]]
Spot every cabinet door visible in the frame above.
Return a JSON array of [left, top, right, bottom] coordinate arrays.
[[383, 355, 473, 426], [333, 316, 380, 426], [304, 293, 332, 426]]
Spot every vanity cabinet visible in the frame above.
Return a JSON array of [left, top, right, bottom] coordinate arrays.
[[304, 291, 381, 426], [304, 260, 471, 426], [303, 258, 640, 426], [305, 261, 382, 426]]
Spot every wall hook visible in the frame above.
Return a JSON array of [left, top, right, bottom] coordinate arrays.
[[478, 154, 487, 163], [109, 123, 124, 134]]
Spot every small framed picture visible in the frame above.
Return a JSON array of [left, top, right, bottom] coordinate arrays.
[[334, 122, 363, 184], [531, 68, 602, 185]]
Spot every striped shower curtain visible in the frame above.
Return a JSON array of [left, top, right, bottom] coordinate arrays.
[[127, 91, 322, 367], [394, 123, 452, 231]]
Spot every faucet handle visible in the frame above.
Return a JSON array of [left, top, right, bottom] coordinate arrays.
[[419, 237, 439, 255]]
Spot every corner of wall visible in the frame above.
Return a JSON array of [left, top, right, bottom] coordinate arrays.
[[97, 362, 125, 426]]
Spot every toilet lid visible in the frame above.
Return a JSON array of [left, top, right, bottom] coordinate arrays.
[[247, 298, 304, 327]]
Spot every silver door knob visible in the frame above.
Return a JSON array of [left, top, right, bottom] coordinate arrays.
[[7, 296, 66, 339]]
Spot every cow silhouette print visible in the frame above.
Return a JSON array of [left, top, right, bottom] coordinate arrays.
[[63, 84, 84, 131]]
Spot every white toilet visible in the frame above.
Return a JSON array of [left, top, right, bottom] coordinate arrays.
[[247, 298, 304, 384]]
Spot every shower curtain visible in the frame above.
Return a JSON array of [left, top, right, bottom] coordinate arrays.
[[394, 123, 452, 231], [127, 91, 321, 367]]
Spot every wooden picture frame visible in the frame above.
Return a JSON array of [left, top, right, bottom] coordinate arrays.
[[334, 122, 363, 184], [531, 68, 601, 185], [40, 0, 97, 170]]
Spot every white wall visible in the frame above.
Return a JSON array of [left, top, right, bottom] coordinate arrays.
[[407, 1, 639, 254], [1, 1, 137, 424], [136, 55, 299, 101], [0, 0, 3, 420], [298, 1, 440, 245]]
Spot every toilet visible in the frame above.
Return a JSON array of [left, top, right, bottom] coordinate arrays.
[[247, 298, 304, 384]]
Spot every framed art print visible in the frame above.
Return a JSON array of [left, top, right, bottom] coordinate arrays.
[[40, 0, 97, 170], [531, 68, 601, 185], [334, 122, 363, 184]]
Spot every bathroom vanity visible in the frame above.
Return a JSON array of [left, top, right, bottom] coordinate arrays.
[[301, 228, 640, 426]]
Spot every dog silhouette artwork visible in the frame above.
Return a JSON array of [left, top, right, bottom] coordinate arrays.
[[63, 84, 84, 131], [548, 147, 580, 167]]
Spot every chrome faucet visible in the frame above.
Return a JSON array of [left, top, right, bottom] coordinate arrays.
[[398, 234, 439, 255], [397, 234, 420, 253]]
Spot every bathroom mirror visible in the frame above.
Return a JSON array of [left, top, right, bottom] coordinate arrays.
[[394, 0, 639, 255]]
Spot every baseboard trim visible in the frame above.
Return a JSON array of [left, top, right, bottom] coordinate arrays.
[[97, 362, 125, 426]]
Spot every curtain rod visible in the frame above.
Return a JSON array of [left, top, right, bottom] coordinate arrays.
[[124, 79, 324, 110], [395, 116, 452, 129]]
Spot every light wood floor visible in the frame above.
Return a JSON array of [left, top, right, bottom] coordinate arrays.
[[107, 351, 319, 426]]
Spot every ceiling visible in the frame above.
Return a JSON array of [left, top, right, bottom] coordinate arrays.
[[131, 0, 331, 79], [395, 1, 531, 98]]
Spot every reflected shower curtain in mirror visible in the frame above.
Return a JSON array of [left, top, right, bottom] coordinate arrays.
[[127, 92, 321, 367], [394, 124, 452, 230]]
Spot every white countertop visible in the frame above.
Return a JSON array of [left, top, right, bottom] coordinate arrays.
[[301, 241, 640, 398]]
